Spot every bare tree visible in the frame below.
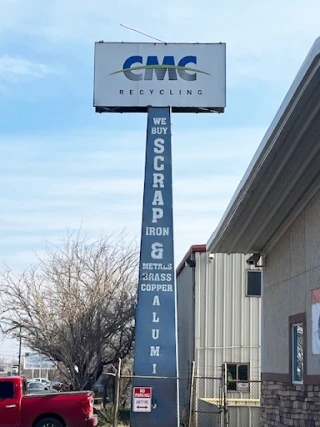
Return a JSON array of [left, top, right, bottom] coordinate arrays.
[[0, 231, 138, 390]]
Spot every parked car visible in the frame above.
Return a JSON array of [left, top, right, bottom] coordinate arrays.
[[27, 377, 62, 390], [26, 381, 58, 394], [29, 377, 51, 386], [49, 380, 63, 391], [0, 376, 97, 427]]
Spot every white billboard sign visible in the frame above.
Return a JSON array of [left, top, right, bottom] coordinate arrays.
[[24, 353, 56, 370], [94, 42, 226, 113]]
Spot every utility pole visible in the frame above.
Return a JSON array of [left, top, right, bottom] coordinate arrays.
[[113, 358, 122, 427], [223, 363, 229, 427], [18, 326, 22, 375]]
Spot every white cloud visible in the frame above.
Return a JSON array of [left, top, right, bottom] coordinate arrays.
[[0, 125, 264, 278], [0, 56, 53, 82], [1, 0, 320, 86], [0, 123, 265, 354]]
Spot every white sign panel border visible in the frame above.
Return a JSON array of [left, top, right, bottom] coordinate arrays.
[[94, 42, 226, 113]]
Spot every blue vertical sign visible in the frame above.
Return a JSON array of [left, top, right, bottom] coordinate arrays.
[[131, 107, 179, 427]]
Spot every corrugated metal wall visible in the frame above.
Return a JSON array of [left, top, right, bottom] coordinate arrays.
[[195, 252, 261, 383], [177, 249, 261, 426], [176, 255, 195, 419], [176, 257, 195, 379], [176, 250, 261, 383]]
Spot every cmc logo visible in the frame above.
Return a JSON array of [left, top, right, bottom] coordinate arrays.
[[110, 56, 210, 81]]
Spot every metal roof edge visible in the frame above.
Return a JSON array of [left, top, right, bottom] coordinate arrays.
[[176, 244, 206, 277], [207, 37, 320, 253], [94, 42, 226, 45]]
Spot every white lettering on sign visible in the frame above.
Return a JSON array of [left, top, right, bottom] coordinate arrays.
[[154, 138, 165, 153], [141, 114, 176, 375], [153, 118, 167, 125], [151, 242, 163, 259], [151, 136, 165, 224], [152, 208, 163, 223], [142, 262, 172, 270], [153, 173, 164, 188], [152, 329, 160, 339], [146, 227, 169, 236], [142, 273, 172, 281], [150, 346, 160, 356], [151, 127, 168, 135], [153, 296, 160, 305], [154, 155, 164, 171], [152, 191, 164, 206], [140, 284, 173, 292], [152, 312, 160, 322]]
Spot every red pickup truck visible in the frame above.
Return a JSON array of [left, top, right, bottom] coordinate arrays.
[[0, 376, 98, 427]]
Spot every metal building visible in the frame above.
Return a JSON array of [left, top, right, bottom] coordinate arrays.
[[176, 245, 261, 426], [207, 38, 320, 426]]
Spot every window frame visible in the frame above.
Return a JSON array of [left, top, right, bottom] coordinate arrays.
[[289, 313, 306, 385], [226, 362, 250, 391], [245, 269, 262, 297]]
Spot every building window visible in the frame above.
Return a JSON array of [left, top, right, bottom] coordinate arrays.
[[246, 270, 261, 297], [226, 363, 249, 391], [292, 323, 304, 383]]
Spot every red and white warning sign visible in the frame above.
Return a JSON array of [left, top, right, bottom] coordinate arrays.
[[132, 387, 152, 412]]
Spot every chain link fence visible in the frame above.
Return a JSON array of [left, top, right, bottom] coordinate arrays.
[[97, 360, 261, 427], [190, 375, 223, 427], [189, 377, 261, 427], [223, 380, 261, 427]]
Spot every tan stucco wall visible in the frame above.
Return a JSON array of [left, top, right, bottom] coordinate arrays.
[[263, 189, 320, 374]]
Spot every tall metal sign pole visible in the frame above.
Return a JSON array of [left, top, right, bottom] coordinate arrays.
[[93, 41, 226, 427], [131, 106, 178, 426]]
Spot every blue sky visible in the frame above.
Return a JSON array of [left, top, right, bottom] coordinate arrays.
[[1, 0, 320, 355]]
